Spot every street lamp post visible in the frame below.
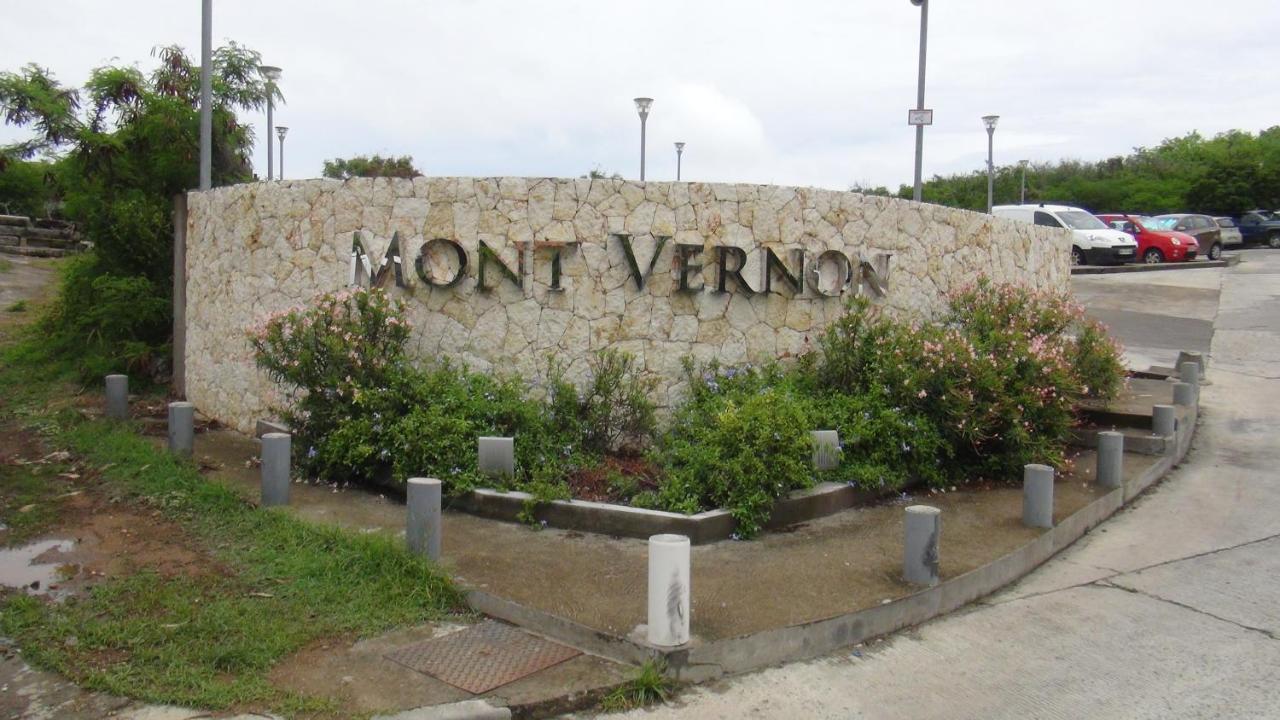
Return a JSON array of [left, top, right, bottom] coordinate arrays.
[[260, 65, 282, 180], [199, 0, 212, 190], [982, 115, 999, 213], [276, 126, 289, 180], [675, 141, 685, 181], [910, 0, 929, 202], [1019, 159, 1029, 204], [634, 97, 653, 181]]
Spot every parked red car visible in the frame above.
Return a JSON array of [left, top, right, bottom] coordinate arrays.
[[1097, 214, 1199, 263]]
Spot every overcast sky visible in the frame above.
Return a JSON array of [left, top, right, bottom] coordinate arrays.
[[3, 0, 1278, 191]]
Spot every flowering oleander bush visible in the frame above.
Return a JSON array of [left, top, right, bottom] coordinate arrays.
[[816, 279, 1124, 481]]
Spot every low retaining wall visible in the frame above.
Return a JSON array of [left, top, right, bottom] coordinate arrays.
[[184, 178, 1070, 432]]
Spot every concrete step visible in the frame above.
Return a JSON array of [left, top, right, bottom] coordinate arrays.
[[0, 245, 74, 258], [1070, 424, 1170, 456]]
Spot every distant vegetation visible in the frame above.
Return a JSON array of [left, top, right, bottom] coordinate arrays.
[[0, 44, 275, 379], [882, 127, 1280, 216], [321, 154, 420, 179]]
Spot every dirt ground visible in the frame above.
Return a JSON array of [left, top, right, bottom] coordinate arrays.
[[189, 426, 1151, 642]]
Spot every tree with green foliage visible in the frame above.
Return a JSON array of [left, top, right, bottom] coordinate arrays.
[[902, 127, 1280, 216], [0, 43, 277, 378], [322, 154, 421, 179]]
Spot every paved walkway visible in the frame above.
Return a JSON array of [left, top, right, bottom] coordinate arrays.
[[588, 250, 1280, 719]]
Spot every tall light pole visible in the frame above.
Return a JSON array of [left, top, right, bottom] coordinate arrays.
[[910, 0, 929, 203], [634, 97, 653, 181], [674, 141, 685, 181], [1019, 159, 1029, 204], [199, 0, 212, 190], [983, 115, 999, 213], [276, 126, 289, 180], [260, 65, 282, 180]]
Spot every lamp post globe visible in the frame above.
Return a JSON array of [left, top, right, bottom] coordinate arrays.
[[982, 115, 1000, 213], [259, 65, 283, 180], [275, 126, 289, 180], [634, 97, 653, 181]]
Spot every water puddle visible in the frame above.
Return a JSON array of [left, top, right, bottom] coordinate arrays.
[[0, 538, 78, 597]]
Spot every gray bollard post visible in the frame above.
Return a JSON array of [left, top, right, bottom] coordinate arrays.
[[478, 436, 515, 478], [261, 432, 291, 506], [1179, 361, 1200, 387], [1172, 381, 1196, 407], [406, 478, 442, 561], [903, 505, 941, 586], [105, 374, 129, 420], [1152, 404, 1176, 438], [811, 430, 840, 471], [1022, 464, 1055, 529], [167, 401, 194, 456], [647, 534, 691, 647], [1097, 430, 1124, 490], [1176, 350, 1205, 377]]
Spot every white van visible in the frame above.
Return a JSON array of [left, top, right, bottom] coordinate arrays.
[[992, 204, 1137, 266]]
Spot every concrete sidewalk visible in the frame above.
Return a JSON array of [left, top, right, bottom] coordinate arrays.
[[586, 249, 1280, 719]]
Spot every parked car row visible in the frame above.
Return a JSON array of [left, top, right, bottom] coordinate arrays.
[[994, 203, 1278, 266]]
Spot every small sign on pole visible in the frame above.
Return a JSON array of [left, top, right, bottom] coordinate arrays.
[[908, 109, 934, 126]]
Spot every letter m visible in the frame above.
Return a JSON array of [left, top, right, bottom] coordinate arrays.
[[349, 231, 408, 288]]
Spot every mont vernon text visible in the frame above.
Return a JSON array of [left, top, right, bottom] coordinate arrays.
[[350, 231, 892, 299]]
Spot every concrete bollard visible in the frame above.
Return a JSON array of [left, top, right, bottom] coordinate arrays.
[[811, 430, 840, 471], [105, 374, 129, 420], [1172, 381, 1196, 407], [261, 432, 291, 506], [478, 437, 515, 478], [1152, 404, 1176, 438], [1022, 464, 1055, 529], [647, 534, 691, 647], [1096, 430, 1124, 490], [1176, 350, 1205, 377], [167, 401, 195, 456], [903, 505, 941, 586], [1179, 361, 1201, 387], [406, 478, 443, 561]]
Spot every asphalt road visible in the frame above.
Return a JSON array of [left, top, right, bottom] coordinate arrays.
[[589, 250, 1280, 719]]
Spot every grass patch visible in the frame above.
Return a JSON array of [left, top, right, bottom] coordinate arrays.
[[0, 460, 75, 544], [0, 258, 12, 273], [6, 299, 28, 312], [0, 344, 466, 716], [601, 659, 672, 712]]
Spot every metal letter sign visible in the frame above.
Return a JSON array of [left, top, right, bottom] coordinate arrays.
[[907, 109, 934, 126]]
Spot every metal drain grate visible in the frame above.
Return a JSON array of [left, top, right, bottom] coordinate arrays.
[[385, 620, 581, 694]]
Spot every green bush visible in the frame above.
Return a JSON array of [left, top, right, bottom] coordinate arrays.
[[655, 365, 815, 537], [29, 253, 171, 379], [250, 287, 646, 497]]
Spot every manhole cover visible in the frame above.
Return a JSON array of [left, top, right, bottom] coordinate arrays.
[[385, 620, 581, 694]]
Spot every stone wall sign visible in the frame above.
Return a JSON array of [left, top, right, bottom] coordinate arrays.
[[185, 177, 1070, 432]]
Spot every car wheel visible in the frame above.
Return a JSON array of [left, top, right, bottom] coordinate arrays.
[[1269, 232, 1280, 249], [1071, 247, 1086, 266], [1143, 248, 1164, 264], [1208, 243, 1222, 261]]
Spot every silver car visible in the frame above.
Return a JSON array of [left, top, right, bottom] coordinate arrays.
[[1215, 217, 1244, 247]]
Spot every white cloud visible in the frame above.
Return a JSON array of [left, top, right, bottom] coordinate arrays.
[[2, 0, 1277, 191]]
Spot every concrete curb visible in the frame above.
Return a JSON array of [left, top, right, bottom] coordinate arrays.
[[452, 481, 893, 544], [468, 404, 1198, 683], [372, 699, 511, 720], [1071, 254, 1239, 275]]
